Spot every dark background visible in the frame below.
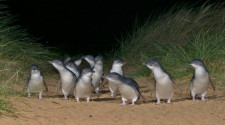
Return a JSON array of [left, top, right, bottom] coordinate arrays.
[[5, 0, 208, 55]]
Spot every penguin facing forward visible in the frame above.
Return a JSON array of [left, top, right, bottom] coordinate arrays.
[[23, 64, 48, 99], [74, 68, 95, 102], [92, 56, 104, 94]]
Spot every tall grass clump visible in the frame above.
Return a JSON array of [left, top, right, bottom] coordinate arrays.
[[0, 5, 59, 115], [111, 3, 225, 86]]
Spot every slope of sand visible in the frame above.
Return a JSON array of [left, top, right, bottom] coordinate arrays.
[[1, 78, 225, 125]]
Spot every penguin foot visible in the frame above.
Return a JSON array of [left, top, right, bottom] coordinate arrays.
[[129, 104, 134, 107], [201, 99, 208, 101], [119, 103, 126, 106], [39, 97, 43, 100], [167, 99, 171, 104], [155, 102, 161, 105]]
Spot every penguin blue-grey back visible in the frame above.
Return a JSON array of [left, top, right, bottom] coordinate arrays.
[[48, 60, 77, 100], [105, 72, 144, 106], [108, 59, 126, 98]]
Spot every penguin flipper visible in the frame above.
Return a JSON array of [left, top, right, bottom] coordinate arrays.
[[56, 80, 62, 93], [209, 76, 216, 91], [150, 81, 156, 98], [23, 75, 30, 91], [43, 79, 48, 92]]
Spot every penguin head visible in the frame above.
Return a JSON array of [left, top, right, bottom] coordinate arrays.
[[143, 59, 162, 70], [30, 64, 40, 74], [63, 56, 71, 64], [113, 59, 126, 67], [83, 55, 95, 62], [105, 72, 122, 83], [66, 62, 76, 69], [189, 59, 206, 69], [82, 68, 95, 77], [95, 56, 103, 65], [48, 60, 65, 70], [74, 57, 82, 66]]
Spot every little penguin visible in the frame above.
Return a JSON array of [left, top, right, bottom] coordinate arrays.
[[74, 68, 95, 102], [92, 56, 104, 94], [48, 60, 77, 100], [109, 59, 126, 98], [189, 59, 215, 101], [143, 59, 174, 104], [83, 55, 95, 69], [23, 64, 48, 99], [104, 72, 145, 106]]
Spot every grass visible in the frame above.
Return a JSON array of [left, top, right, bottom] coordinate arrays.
[[107, 2, 225, 87], [0, 5, 60, 115]]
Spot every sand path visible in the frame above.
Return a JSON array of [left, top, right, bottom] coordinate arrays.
[[1, 77, 225, 125]]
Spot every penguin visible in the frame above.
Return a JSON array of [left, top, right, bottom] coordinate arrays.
[[92, 55, 103, 94], [48, 60, 77, 100], [23, 64, 48, 99], [143, 59, 174, 104], [83, 55, 95, 69], [74, 68, 95, 102], [104, 72, 145, 106], [189, 59, 215, 101], [109, 59, 126, 98]]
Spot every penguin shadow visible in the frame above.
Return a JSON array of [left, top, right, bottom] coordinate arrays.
[[100, 90, 110, 94], [93, 97, 121, 102]]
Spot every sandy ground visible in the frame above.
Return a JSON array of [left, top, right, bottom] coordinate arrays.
[[1, 77, 225, 125]]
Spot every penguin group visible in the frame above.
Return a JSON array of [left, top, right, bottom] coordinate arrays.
[[23, 56, 216, 106]]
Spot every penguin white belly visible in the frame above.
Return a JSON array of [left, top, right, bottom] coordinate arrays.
[[61, 74, 75, 95], [119, 84, 138, 101], [192, 77, 209, 95], [92, 73, 102, 88], [156, 78, 174, 99], [28, 76, 44, 93], [109, 82, 118, 93], [75, 82, 92, 98]]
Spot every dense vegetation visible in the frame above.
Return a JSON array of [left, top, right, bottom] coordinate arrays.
[[109, 3, 225, 88], [0, 5, 58, 115]]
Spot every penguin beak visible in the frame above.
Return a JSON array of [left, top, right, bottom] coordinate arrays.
[[48, 61, 53, 64], [188, 62, 192, 65], [92, 71, 95, 73]]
